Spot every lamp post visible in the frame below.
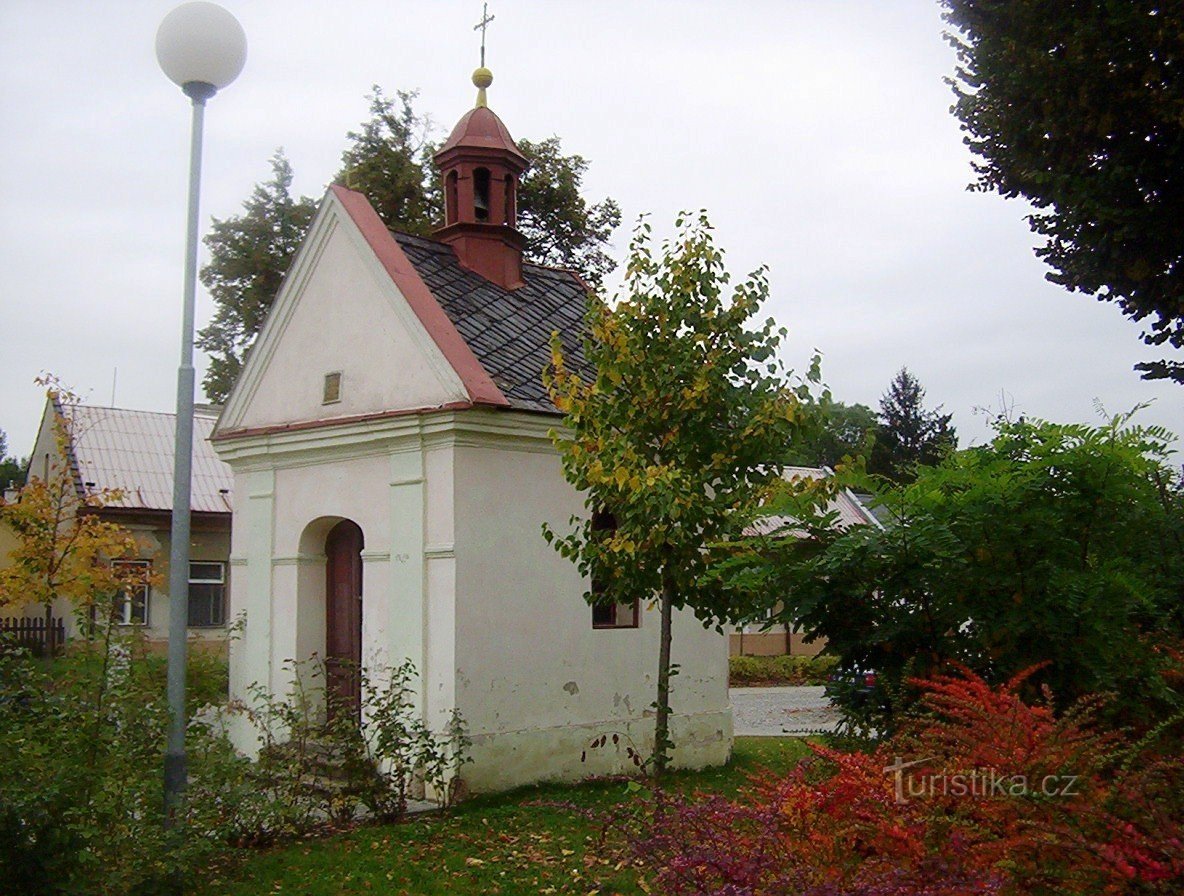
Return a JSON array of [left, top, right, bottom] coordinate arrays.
[[155, 1, 246, 821]]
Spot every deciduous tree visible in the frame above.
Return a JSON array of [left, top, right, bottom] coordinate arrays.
[[943, 1, 1184, 382], [544, 212, 818, 775], [516, 137, 621, 290], [195, 152, 316, 404], [0, 381, 149, 629], [785, 399, 877, 468]]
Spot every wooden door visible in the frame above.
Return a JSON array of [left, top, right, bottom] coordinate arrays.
[[325, 519, 363, 721]]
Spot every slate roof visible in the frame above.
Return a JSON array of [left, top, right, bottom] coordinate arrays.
[[392, 231, 591, 414], [64, 405, 233, 514]]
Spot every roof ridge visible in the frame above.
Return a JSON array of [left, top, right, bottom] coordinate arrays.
[[69, 404, 222, 419]]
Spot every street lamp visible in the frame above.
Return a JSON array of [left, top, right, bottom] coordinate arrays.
[[155, 1, 246, 821]]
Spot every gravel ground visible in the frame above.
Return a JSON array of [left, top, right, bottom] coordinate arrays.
[[730, 685, 840, 736]]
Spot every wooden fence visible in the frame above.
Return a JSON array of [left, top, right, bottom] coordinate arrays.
[[0, 616, 66, 656]]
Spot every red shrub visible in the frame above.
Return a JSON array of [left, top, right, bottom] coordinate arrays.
[[636, 668, 1184, 895]]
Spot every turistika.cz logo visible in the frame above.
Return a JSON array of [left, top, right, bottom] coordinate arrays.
[[883, 756, 1081, 804]]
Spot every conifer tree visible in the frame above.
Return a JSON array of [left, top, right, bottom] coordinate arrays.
[[869, 367, 956, 481]]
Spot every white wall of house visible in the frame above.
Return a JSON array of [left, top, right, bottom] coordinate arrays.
[[216, 410, 731, 790], [218, 197, 468, 435], [450, 413, 731, 791]]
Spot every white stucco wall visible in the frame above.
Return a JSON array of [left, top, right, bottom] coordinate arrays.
[[221, 198, 468, 434], [217, 410, 732, 789], [221, 419, 430, 752], [449, 414, 732, 792]]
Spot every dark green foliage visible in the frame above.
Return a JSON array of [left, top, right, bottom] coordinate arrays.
[[0, 633, 470, 894], [869, 367, 956, 482], [196, 152, 316, 404], [727, 653, 837, 687], [734, 412, 1184, 733], [0, 634, 231, 894], [785, 400, 877, 468], [0, 428, 27, 491], [516, 137, 621, 290], [336, 87, 440, 237], [943, 1, 1184, 382]]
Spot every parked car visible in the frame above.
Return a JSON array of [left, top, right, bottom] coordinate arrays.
[[824, 666, 880, 708]]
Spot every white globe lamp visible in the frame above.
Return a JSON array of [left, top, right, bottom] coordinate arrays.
[[156, 1, 247, 98]]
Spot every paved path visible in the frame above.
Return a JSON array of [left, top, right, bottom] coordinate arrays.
[[730, 685, 840, 736]]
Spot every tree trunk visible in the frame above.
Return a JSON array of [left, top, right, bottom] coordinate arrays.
[[653, 578, 675, 777]]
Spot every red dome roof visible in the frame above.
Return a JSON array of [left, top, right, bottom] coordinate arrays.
[[438, 106, 527, 163]]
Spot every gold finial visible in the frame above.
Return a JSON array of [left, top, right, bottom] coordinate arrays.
[[473, 3, 495, 107], [472, 66, 493, 108]]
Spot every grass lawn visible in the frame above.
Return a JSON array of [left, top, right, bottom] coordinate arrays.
[[196, 736, 813, 896]]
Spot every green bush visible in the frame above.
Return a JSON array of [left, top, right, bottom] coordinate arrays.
[[734, 413, 1184, 733], [0, 631, 225, 894], [0, 629, 469, 893], [728, 653, 837, 687]]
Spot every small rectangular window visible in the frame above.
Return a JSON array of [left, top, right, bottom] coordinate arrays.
[[592, 599, 639, 629], [188, 561, 226, 628], [323, 371, 342, 404], [112, 559, 151, 626], [590, 508, 638, 629]]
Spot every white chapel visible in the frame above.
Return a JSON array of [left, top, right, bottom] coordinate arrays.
[[211, 66, 731, 791]]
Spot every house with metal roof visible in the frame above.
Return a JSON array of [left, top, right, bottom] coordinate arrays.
[[210, 68, 730, 794], [22, 398, 232, 649], [732, 466, 883, 657]]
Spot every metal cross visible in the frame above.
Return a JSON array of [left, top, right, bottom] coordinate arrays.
[[474, 2, 495, 67]]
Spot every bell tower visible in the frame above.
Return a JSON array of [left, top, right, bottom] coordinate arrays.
[[433, 65, 529, 290]]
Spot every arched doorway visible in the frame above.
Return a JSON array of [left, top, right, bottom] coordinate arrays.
[[325, 519, 364, 721]]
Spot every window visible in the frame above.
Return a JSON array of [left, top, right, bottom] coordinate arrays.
[[112, 559, 150, 626], [592, 599, 638, 629], [590, 508, 639, 629], [473, 167, 491, 221], [188, 562, 225, 627], [503, 174, 516, 225], [446, 170, 459, 223], [323, 371, 342, 404]]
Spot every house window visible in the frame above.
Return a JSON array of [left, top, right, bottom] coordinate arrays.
[[323, 371, 342, 404], [188, 562, 226, 627], [112, 559, 150, 626], [590, 508, 639, 629]]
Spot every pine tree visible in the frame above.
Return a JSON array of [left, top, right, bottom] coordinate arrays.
[[869, 367, 956, 481]]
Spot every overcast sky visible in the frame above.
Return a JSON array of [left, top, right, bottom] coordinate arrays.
[[1, 0, 1180, 461]]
